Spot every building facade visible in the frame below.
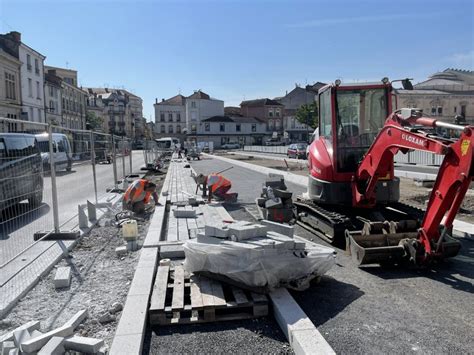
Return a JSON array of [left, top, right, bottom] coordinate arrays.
[[44, 72, 62, 125], [277, 83, 325, 142], [0, 31, 46, 123], [0, 48, 22, 129], [46, 66, 86, 130], [198, 115, 266, 148], [240, 98, 284, 134], [154, 94, 186, 141], [396, 69, 474, 125], [185, 90, 224, 136]]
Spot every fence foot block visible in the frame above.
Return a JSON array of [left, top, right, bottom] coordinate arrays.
[[34, 231, 81, 241]]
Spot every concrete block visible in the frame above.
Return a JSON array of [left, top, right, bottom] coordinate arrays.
[[159, 245, 185, 259], [1, 341, 15, 355], [173, 209, 196, 218], [64, 336, 104, 354], [245, 236, 284, 249], [63, 309, 88, 330], [53, 267, 71, 289], [38, 336, 65, 355], [12, 329, 30, 348], [256, 197, 266, 207], [109, 334, 143, 355], [31, 330, 44, 338], [113, 294, 149, 337], [20, 326, 73, 353], [263, 234, 294, 249], [265, 198, 283, 209], [229, 224, 259, 241], [292, 329, 335, 355], [116, 245, 128, 256], [262, 220, 295, 238], [205, 223, 229, 238], [8, 349, 18, 355], [126, 240, 139, 252], [0, 321, 40, 343], [294, 241, 306, 250]]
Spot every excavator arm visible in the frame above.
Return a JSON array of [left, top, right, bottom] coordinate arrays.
[[352, 108, 473, 262]]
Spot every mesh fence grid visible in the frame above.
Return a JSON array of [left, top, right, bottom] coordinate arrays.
[[0, 117, 150, 267]]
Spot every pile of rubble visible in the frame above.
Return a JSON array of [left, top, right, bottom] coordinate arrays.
[[256, 174, 295, 223], [0, 310, 107, 354], [183, 219, 335, 292]]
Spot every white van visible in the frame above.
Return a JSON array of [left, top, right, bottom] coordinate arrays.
[[155, 137, 180, 153], [35, 133, 73, 172]]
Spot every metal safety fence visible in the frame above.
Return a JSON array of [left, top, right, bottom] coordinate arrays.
[[0, 117, 153, 268], [243, 145, 444, 166]]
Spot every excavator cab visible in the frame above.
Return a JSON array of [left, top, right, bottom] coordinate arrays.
[[307, 80, 399, 205]]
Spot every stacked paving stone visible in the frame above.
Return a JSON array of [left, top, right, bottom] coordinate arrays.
[[0, 310, 107, 354], [256, 174, 295, 223]]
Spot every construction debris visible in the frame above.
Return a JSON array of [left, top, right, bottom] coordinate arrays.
[[258, 175, 295, 223], [0, 309, 107, 355], [184, 219, 336, 292]]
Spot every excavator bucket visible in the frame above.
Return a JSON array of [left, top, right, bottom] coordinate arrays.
[[345, 220, 419, 266]]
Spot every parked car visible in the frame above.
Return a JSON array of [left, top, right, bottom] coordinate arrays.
[[287, 143, 307, 159], [221, 142, 240, 149], [35, 133, 72, 172], [0, 133, 43, 212], [265, 138, 285, 146]]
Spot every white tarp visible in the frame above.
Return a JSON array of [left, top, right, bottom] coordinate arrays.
[[183, 236, 336, 291]]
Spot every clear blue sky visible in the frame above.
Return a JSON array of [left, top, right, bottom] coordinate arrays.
[[1, 0, 473, 120]]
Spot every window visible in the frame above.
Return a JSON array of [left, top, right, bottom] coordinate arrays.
[[49, 100, 54, 111], [275, 108, 280, 117], [177, 113, 181, 122], [35, 58, 39, 74], [205, 123, 210, 131], [37, 108, 41, 122], [191, 111, 197, 121], [49, 85, 54, 97], [220, 123, 225, 132], [161, 125, 165, 133], [28, 78, 33, 97], [168, 125, 173, 133], [5, 71, 16, 100], [168, 113, 173, 122], [191, 101, 196, 108], [268, 108, 273, 117], [431, 107, 437, 115], [251, 124, 256, 132], [29, 107, 34, 121], [236, 124, 241, 132], [176, 125, 181, 133], [26, 54, 32, 70], [36, 81, 40, 99], [319, 89, 332, 138], [454, 106, 457, 113], [461, 105, 466, 117], [160, 113, 165, 122], [437, 107, 443, 115], [191, 124, 197, 133]]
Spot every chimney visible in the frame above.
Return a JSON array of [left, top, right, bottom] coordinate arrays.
[[155, 98, 158, 104], [8, 31, 21, 43], [162, 98, 165, 102]]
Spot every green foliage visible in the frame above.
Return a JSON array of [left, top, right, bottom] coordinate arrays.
[[86, 111, 103, 130], [295, 102, 318, 128]]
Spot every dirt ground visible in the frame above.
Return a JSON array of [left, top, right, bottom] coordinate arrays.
[[219, 153, 474, 224], [0, 170, 166, 349]]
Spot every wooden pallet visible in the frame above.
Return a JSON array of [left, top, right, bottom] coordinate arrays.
[[149, 265, 268, 325]]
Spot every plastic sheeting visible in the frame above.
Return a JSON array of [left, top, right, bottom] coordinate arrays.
[[183, 237, 336, 291]]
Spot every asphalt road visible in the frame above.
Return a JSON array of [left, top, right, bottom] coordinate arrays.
[[0, 150, 145, 265], [184, 156, 474, 354]]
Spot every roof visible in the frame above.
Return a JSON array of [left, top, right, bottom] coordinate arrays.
[[414, 68, 474, 89], [156, 94, 186, 106], [240, 98, 283, 107], [187, 90, 210, 100], [202, 115, 264, 124]]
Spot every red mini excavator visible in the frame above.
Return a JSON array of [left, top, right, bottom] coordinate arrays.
[[295, 78, 473, 266]]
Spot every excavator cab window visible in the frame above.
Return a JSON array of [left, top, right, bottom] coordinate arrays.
[[335, 88, 388, 172]]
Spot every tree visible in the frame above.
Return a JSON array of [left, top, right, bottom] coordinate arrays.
[[86, 111, 103, 131], [295, 102, 318, 128]]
